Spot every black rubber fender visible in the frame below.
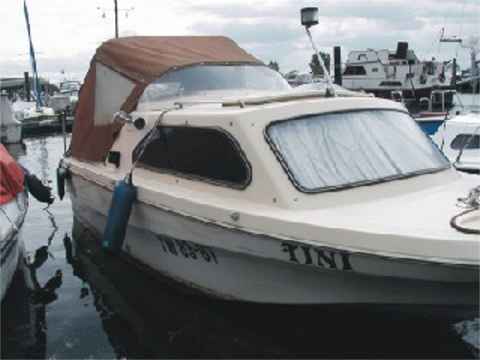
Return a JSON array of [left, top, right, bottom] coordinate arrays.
[[24, 173, 54, 204], [57, 166, 68, 200]]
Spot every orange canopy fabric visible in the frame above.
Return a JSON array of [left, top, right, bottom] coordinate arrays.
[[71, 36, 262, 162], [95, 36, 261, 82], [0, 144, 24, 205]]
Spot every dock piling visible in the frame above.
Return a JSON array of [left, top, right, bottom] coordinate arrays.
[[334, 46, 342, 86], [24, 72, 30, 101]]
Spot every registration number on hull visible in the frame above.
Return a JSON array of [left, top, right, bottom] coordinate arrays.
[[156, 235, 218, 264]]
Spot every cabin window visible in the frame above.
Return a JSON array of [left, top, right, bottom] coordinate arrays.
[[450, 134, 480, 150], [133, 127, 251, 188], [266, 110, 449, 193], [372, 68, 379, 72], [343, 66, 367, 75], [379, 81, 402, 87], [139, 64, 290, 103]]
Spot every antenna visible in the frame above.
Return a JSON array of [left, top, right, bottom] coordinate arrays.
[[300, 7, 336, 97], [439, 30, 462, 44], [97, 1, 135, 38]]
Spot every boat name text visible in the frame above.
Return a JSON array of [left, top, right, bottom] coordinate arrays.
[[281, 242, 352, 271]]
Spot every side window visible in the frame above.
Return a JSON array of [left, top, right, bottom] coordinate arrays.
[[344, 66, 367, 75], [450, 134, 480, 150], [134, 127, 251, 187], [372, 68, 379, 72]]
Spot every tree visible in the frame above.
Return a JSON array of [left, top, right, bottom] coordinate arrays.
[[310, 52, 330, 76], [268, 60, 280, 72]]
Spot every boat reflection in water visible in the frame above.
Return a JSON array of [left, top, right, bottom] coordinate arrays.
[[62, 218, 480, 358], [3, 216, 477, 358], [1, 246, 62, 359]]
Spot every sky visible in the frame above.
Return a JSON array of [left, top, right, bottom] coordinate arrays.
[[1, 0, 479, 83]]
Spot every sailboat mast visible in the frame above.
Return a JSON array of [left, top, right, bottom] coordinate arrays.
[[23, 0, 43, 109]]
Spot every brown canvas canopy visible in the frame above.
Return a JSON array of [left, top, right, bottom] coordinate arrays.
[[71, 36, 262, 162]]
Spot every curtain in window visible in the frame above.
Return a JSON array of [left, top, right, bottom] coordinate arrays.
[[268, 110, 449, 191]]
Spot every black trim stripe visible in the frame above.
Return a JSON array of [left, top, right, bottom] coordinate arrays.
[[1, 237, 18, 266]]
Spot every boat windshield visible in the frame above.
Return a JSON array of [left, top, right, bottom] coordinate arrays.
[[139, 64, 290, 103], [267, 110, 450, 192]]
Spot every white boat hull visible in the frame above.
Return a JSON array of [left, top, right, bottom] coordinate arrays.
[[69, 174, 478, 306], [432, 112, 480, 174], [0, 192, 28, 300], [0, 122, 22, 144], [0, 95, 23, 144]]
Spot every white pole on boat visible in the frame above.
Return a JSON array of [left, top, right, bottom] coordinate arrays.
[[61, 109, 67, 154], [97, 2, 134, 39], [301, 7, 336, 97], [114, 0, 119, 38]]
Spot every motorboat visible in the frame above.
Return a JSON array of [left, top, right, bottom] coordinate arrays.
[[410, 89, 458, 135], [342, 42, 455, 110], [0, 144, 28, 300], [285, 72, 315, 87], [12, 100, 64, 136], [12, 100, 56, 122], [47, 93, 71, 114], [61, 36, 479, 306], [432, 112, 480, 174], [1, 137, 54, 301], [50, 80, 80, 115], [0, 92, 22, 144]]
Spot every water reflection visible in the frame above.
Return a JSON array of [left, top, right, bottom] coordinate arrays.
[[1, 134, 479, 359], [64, 218, 476, 359], [1, 225, 63, 359], [1, 249, 48, 359]]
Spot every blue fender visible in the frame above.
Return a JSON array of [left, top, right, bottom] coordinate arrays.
[[102, 178, 137, 253]]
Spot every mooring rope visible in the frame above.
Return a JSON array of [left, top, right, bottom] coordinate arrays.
[[450, 186, 480, 234], [127, 106, 179, 184]]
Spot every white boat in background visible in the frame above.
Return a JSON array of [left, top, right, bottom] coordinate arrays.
[[47, 94, 71, 114], [12, 99, 63, 136], [50, 80, 80, 115], [12, 100, 55, 122], [0, 92, 22, 144], [342, 42, 455, 108], [0, 144, 28, 300], [433, 112, 480, 174], [61, 36, 479, 307], [285, 72, 315, 87]]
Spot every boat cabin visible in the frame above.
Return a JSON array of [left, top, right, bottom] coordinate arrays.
[[432, 113, 480, 174], [68, 36, 453, 210], [342, 42, 452, 97]]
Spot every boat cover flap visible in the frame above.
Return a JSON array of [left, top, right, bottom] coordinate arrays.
[[71, 36, 261, 161], [0, 144, 24, 205]]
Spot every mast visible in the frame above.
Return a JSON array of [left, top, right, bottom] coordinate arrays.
[[440, 29, 479, 92], [23, 0, 43, 109], [114, 0, 119, 38]]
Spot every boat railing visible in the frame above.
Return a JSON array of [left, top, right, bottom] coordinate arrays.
[[174, 90, 372, 109], [414, 89, 458, 113]]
